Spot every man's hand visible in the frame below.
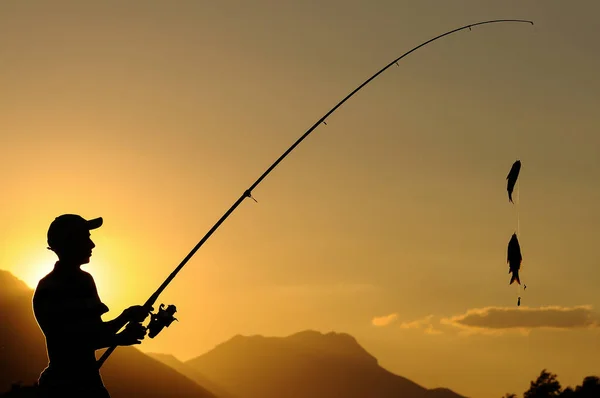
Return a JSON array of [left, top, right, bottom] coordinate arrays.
[[121, 305, 153, 323], [116, 322, 147, 346]]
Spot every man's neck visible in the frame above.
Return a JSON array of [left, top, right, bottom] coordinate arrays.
[[54, 260, 82, 272]]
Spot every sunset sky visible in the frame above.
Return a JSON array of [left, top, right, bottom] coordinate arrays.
[[1, 1, 599, 397]]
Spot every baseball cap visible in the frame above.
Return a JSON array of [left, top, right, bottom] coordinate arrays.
[[47, 214, 103, 250]]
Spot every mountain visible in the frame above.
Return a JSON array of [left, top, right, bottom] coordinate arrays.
[[146, 353, 236, 398], [0, 270, 215, 398], [184, 330, 467, 398]]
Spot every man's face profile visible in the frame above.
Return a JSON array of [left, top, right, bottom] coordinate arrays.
[[53, 228, 95, 264], [66, 230, 95, 264]]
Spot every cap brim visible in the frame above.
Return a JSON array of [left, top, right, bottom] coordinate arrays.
[[86, 217, 103, 230]]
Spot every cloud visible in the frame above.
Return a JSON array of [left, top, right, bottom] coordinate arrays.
[[399, 315, 443, 335], [440, 305, 600, 335], [372, 313, 398, 327]]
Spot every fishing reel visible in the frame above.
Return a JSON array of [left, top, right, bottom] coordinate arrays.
[[147, 304, 178, 339]]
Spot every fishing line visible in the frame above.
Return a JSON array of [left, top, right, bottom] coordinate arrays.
[[517, 179, 520, 236], [514, 163, 522, 303]]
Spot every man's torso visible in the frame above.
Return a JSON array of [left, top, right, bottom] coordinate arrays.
[[33, 264, 109, 389]]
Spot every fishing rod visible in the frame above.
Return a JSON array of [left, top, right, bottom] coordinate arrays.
[[97, 18, 534, 368]]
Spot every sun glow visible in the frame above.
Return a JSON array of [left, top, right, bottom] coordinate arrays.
[[15, 249, 56, 290]]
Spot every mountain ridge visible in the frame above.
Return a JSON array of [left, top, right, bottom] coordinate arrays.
[[182, 329, 467, 398]]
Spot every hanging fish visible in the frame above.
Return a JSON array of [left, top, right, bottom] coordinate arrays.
[[506, 160, 521, 203], [507, 233, 522, 285]]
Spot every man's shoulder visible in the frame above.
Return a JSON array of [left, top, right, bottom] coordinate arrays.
[[78, 270, 98, 291], [33, 268, 94, 297], [33, 271, 58, 308], [35, 270, 59, 291]]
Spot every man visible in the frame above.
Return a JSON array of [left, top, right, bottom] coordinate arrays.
[[33, 214, 151, 398]]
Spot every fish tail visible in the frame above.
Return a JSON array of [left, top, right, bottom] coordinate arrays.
[[508, 191, 513, 203], [510, 271, 521, 285]]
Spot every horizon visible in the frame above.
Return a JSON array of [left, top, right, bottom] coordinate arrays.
[[2, 1, 599, 397]]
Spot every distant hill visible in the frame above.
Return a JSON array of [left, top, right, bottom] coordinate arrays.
[[146, 353, 236, 398], [0, 270, 215, 398], [183, 330, 467, 398]]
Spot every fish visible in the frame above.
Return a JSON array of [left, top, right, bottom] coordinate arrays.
[[506, 160, 521, 203], [507, 233, 522, 285]]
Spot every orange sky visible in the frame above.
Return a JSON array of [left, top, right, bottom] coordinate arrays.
[[1, 1, 599, 397]]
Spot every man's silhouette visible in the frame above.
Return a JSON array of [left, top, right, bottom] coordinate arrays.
[[33, 214, 150, 398]]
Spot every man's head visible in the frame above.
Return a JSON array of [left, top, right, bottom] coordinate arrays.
[[47, 214, 103, 264]]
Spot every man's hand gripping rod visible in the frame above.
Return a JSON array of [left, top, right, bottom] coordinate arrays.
[[96, 18, 533, 369]]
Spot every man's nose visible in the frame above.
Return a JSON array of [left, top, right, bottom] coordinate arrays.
[[90, 240, 95, 249]]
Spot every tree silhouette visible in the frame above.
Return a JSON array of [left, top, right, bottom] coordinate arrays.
[[521, 370, 600, 398], [559, 386, 576, 397], [573, 376, 600, 397], [524, 369, 562, 398]]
